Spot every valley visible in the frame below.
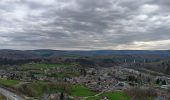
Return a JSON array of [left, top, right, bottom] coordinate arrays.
[[0, 50, 169, 100]]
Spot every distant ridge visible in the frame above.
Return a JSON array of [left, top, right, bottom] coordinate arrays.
[[0, 49, 170, 59]]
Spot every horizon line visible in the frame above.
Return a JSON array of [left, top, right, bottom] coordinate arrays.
[[0, 49, 170, 51]]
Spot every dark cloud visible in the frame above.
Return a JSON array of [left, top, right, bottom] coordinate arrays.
[[0, 0, 170, 50]]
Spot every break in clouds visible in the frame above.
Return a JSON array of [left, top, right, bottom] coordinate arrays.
[[0, 0, 170, 50]]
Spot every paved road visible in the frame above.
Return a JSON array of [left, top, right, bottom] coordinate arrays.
[[0, 87, 23, 100]]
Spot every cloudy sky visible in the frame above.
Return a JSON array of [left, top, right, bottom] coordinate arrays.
[[0, 0, 170, 50]]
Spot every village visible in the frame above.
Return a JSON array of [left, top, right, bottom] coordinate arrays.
[[0, 62, 169, 100]]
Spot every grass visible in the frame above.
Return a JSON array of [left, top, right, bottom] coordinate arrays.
[[19, 83, 95, 98], [20, 63, 80, 78], [70, 84, 96, 97], [28, 82, 46, 97], [0, 79, 20, 87], [86, 91, 130, 100], [17, 81, 71, 99], [17, 81, 47, 99], [100, 91, 130, 100], [46, 71, 80, 78], [0, 94, 6, 100], [21, 63, 71, 70], [86, 97, 100, 100]]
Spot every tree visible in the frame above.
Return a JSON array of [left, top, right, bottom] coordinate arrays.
[[162, 80, 166, 85], [127, 75, 137, 82], [60, 92, 64, 100], [166, 64, 170, 74], [156, 79, 160, 84], [80, 68, 86, 77]]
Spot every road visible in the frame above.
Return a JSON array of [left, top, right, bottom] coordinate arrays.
[[0, 87, 23, 100]]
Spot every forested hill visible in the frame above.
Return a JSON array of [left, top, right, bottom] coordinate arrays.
[[0, 49, 170, 59]]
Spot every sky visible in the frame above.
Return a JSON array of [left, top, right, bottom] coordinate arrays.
[[0, 0, 170, 50]]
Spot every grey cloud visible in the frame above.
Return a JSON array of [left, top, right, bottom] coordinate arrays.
[[0, 0, 170, 50]]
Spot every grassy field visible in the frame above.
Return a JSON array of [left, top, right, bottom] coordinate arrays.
[[22, 63, 70, 69], [20, 63, 71, 70], [18, 83, 96, 98], [0, 79, 130, 100], [86, 91, 130, 100], [17, 81, 71, 99], [0, 79, 20, 87], [86, 97, 100, 100], [17, 83, 96, 99], [100, 91, 130, 100], [17, 81, 47, 99], [0, 94, 6, 100], [70, 84, 96, 97]]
